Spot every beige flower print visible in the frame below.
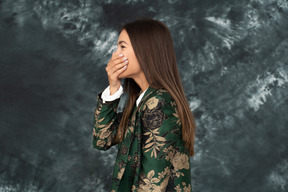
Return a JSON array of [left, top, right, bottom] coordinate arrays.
[[137, 167, 170, 192], [143, 128, 166, 158], [94, 107, 100, 119], [174, 183, 192, 192], [172, 151, 190, 171], [182, 182, 192, 192], [143, 97, 159, 110], [170, 100, 176, 107], [172, 106, 181, 126], [117, 167, 125, 180], [96, 140, 105, 148], [97, 119, 113, 139], [125, 125, 134, 139], [163, 145, 175, 161], [125, 107, 137, 138], [157, 89, 169, 96], [142, 96, 167, 158], [163, 145, 190, 177], [128, 155, 131, 162]]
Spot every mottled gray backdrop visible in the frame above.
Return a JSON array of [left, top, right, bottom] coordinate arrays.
[[0, 0, 288, 191]]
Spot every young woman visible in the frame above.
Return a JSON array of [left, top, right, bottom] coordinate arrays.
[[92, 17, 196, 192]]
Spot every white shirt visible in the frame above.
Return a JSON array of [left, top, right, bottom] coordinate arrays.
[[101, 85, 148, 107]]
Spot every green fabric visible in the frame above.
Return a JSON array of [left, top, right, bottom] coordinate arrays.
[[92, 86, 192, 192]]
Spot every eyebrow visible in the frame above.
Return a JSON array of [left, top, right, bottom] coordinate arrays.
[[117, 41, 128, 45]]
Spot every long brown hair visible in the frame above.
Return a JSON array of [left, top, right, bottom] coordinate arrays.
[[113, 17, 196, 156]]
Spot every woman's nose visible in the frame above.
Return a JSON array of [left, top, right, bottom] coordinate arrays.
[[116, 50, 123, 56], [114, 47, 121, 54]]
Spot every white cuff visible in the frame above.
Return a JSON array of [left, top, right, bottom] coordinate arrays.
[[101, 85, 124, 103]]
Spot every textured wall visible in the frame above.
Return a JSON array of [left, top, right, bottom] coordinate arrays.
[[1, 0, 288, 191]]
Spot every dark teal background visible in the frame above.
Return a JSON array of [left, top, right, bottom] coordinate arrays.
[[1, 0, 288, 191]]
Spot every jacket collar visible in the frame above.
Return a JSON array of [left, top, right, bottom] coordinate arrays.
[[136, 86, 158, 112]]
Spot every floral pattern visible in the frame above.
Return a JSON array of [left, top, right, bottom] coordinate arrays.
[[142, 97, 168, 158], [92, 86, 192, 192], [137, 168, 170, 192]]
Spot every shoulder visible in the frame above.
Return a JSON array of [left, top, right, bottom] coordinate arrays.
[[141, 88, 178, 118], [140, 88, 183, 144]]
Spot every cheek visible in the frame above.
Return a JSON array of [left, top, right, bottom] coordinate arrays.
[[128, 62, 141, 73], [127, 55, 138, 67], [124, 49, 135, 62], [124, 51, 141, 72]]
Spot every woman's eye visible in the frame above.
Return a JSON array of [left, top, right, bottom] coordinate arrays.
[[121, 46, 125, 49]]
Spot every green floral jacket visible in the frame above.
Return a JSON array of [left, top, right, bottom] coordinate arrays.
[[92, 86, 192, 192]]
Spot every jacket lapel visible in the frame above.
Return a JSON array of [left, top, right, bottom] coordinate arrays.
[[137, 86, 158, 112], [127, 85, 158, 142], [113, 86, 158, 191]]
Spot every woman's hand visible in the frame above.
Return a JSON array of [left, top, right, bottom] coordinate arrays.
[[105, 51, 128, 95]]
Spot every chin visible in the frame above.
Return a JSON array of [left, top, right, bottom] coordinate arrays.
[[118, 72, 128, 79]]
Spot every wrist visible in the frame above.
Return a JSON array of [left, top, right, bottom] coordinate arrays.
[[109, 86, 120, 95]]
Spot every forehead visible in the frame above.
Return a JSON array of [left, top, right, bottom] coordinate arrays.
[[117, 30, 130, 44]]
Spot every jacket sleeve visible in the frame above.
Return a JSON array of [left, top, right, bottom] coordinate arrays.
[[92, 88, 123, 151], [137, 95, 192, 192]]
